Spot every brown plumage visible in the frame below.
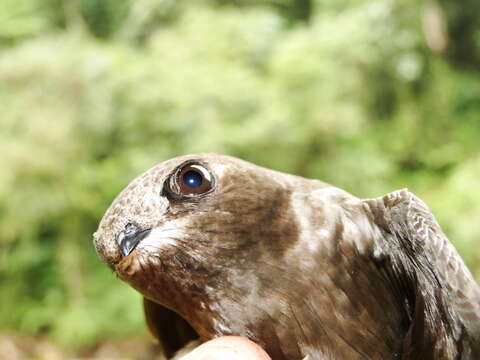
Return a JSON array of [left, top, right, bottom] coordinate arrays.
[[93, 154, 480, 359]]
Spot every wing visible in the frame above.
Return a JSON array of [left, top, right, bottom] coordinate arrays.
[[143, 297, 199, 358], [364, 189, 480, 359]]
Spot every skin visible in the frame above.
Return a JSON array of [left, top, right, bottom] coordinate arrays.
[[94, 153, 480, 359], [182, 336, 271, 360]]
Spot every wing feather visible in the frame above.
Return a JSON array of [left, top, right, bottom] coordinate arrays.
[[364, 189, 480, 358]]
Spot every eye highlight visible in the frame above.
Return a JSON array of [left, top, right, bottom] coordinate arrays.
[[171, 163, 214, 197]]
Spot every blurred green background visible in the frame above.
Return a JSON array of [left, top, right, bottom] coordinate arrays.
[[1, 0, 480, 357]]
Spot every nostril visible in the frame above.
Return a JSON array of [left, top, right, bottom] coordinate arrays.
[[124, 222, 138, 235]]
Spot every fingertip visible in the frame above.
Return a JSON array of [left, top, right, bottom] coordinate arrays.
[[180, 336, 271, 360]]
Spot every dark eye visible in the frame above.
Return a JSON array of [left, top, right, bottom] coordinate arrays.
[[174, 163, 214, 196], [183, 170, 203, 188]]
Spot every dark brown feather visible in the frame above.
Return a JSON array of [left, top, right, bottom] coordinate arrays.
[[364, 189, 480, 358], [143, 297, 198, 358]]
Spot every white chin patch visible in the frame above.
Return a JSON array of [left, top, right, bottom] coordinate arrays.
[[137, 225, 181, 252]]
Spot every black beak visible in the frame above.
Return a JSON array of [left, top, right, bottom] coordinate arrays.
[[116, 223, 151, 257]]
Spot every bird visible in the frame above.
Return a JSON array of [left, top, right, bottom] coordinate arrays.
[[93, 153, 480, 359]]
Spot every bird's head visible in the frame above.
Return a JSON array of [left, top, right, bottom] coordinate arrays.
[[93, 154, 334, 341]]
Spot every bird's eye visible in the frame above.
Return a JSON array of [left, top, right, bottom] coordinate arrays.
[[173, 163, 214, 197]]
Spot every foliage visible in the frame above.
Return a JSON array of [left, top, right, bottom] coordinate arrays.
[[1, 0, 479, 350]]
